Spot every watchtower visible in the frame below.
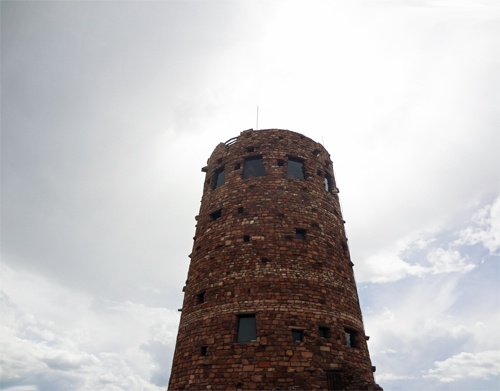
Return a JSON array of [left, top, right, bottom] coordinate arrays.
[[168, 129, 382, 390]]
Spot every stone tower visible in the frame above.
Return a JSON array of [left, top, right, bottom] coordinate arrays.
[[168, 129, 382, 391]]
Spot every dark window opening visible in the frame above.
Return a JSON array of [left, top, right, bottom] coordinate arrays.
[[287, 158, 305, 180], [217, 158, 223, 164], [234, 163, 241, 170], [210, 209, 222, 221], [292, 330, 303, 342], [243, 235, 250, 242], [313, 148, 321, 157], [277, 159, 284, 167], [214, 168, 225, 189], [197, 291, 205, 304], [246, 146, 255, 152], [243, 156, 265, 179], [326, 370, 343, 391], [345, 328, 358, 348], [238, 207, 244, 214], [296, 228, 306, 240], [237, 314, 257, 342], [319, 327, 329, 338], [200, 346, 207, 356]]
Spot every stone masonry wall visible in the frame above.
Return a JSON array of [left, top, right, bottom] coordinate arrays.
[[168, 129, 382, 391]]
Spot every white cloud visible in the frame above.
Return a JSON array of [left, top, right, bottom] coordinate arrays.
[[455, 196, 500, 255], [355, 197, 500, 284], [426, 350, 500, 382], [360, 244, 474, 283], [426, 248, 476, 274], [0, 264, 179, 390]]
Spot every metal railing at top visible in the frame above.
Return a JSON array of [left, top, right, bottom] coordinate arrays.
[[224, 136, 238, 147]]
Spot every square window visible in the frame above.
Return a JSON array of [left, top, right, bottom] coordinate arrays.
[[287, 158, 305, 180], [243, 235, 250, 242], [234, 163, 241, 170], [237, 314, 257, 342], [277, 159, 284, 167], [200, 346, 207, 356], [319, 327, 329, 338], [295, 228, 306, 240], [345, 328, 357, 348], [210, 209, 222, 221], [243, 156, 265, 179], [214, 168, 225, 189], [238, 207, 244, 214], [292, 330, 303, 342], [197, 291, 205, 304], [246, 146, 255, 152]]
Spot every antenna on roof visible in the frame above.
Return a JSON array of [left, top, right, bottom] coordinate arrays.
[[256, 106, 259, 130]]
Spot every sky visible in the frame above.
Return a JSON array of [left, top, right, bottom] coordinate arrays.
[[1, 1, 499, 390]]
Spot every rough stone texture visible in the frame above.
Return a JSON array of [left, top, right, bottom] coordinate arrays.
[[168, 129, 383, 391]]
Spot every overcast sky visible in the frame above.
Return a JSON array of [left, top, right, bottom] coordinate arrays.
[[1, 1, 499, 390]]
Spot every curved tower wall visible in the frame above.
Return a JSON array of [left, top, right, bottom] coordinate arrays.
[[168, 129, 382, 391]]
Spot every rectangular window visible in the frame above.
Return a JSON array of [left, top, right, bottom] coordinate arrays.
[[196, 291, 205, 304], [287, 158, 305, 180], [214, 168, 225, 189], [243, 156, 265, 179], [295, 228, 306, 240], [319, 326, 329, 338], [200, 346, 207, 356], [237, 314, 257, 342], [292, 330, 303, 342], [345, 328, 357, 348], [326, 370, 343, 391], [324, 173, 334, 193]]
